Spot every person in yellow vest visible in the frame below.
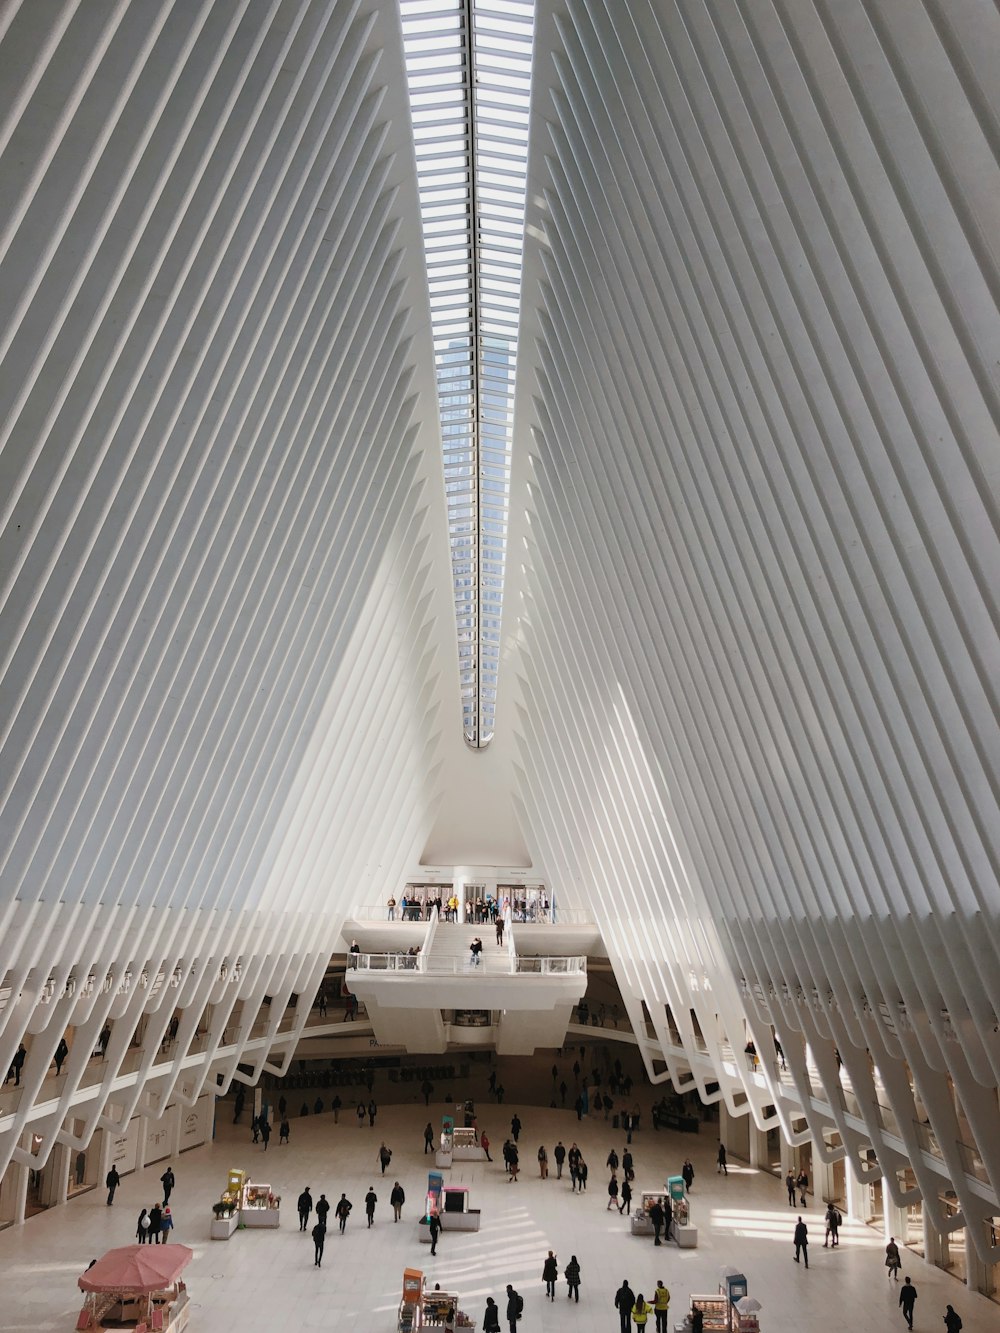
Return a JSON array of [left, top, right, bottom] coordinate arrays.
[[653, 1282, 671, 1333], [633, 1293, 651, 1329]]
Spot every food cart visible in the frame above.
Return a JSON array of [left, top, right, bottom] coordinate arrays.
[[76, 1244, 192, 1332]]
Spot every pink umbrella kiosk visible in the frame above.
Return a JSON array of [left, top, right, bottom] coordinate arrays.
[[76, 1244, 192, 1332]]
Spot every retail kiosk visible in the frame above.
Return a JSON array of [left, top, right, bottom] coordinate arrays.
[[668, 1174, 697, 1247], [396, 1270, 476, 1330], [240, 1180, 280, 1227], [210, 1169, 244, 1239]]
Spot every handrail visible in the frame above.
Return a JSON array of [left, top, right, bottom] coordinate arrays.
[[505, 904, 516, 974], [347, 903, 596, 925], [346, 952, 587, 977], [420, 907, 439, 973]]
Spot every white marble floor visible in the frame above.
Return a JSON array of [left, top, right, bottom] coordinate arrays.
[[2, 1093, 995, 1333]]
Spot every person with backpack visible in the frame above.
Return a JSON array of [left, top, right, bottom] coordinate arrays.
[[335, 1193, 352, 1233], [378, 1142, 392, 1174], [943, 1305, 962, 1333], [542, 1251, 558, 1301], [505, 1285, 523, 1333], [136, 1208, 150, 1243], [565, 1255, 581, 1302], [615, 1280, 635, 1333], [824, 1201, 842, 1247]]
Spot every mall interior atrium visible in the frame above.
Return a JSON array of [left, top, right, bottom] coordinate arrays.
[[0, 0, 997, 1306]]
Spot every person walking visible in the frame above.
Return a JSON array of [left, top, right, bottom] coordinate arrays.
[[554, 1141, 566, 1177], [824, 1201, 842, 1247], [365, 1186, 377, 1227], [260, 1119, 271, 1151], [279, 1118, 290, 1144], [717, 1143, 728, 1175], [148, 1203, 162, 1245], [312, 1220, 326, 1267], [565, 1255, 581, 1302], [483, 1297, 501, 1332], [615, 1279, 635, 1333], [577, 1158, 588, 1190], [786, 1170, 797, 1206], [653, 1281, 670, 1333], [378, 1142, 392, 1175], [793, 1216, 809, 1268], [886, 1238, 902, 1280], [481, 1130, 492, 1161], [136, 1208, 149, 1243], [508, 1143, 520, 1182], [796, 1168, 809, 1206], [899, 1278, 918, 1330], [428, 1210, 442, 1255], [160, 1166, 175, 1204], [424, 1122, 435, 1154], [505, 1285, 522, 1333], [495, 917, 504, 946], [335, 1193, 352, 1233], [607, 1148, 620, 1172], [511, 1114, 521, 1142], [542, 1250, 558, 1301], [331, 1094, 342, 1123], [106, 1165, 120, 1206], [368, 1099, 377, 1127], [390, 1181, 405, 1222], [681, 1159, 694, 1192], [357, 1102, 366, 1128], [297, 1187, 313, 1231], [607, 1173, 620, 1210], [633, 1293, 652, 1330], [8, 1043, 27, 1086], [943, 1305, 962, 1333], [537, 1144, 548, 1178], [54, 1037, 69, 1076], [649, 1198, 666, 1246], [619, 1177, 633, 1215], [160, 1206, 174, 1241]]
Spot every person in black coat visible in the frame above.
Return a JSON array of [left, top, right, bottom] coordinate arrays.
[[542, 1251, 558, 1301], [105, 1166, 120, 1206], [428, 1211, 442, 1254], [315, 1193, 330, 1229], [148, 1204, 163, 1245], [297, 1187, 313, 1231], [505, 1285, 521, 1333], [793, 1216, 809, 1268], [312, 1221, 326, 1267], [160, 1166, 175, 1204], [390, 1182, 405, 1222], [136, 1209, 149, 1243], [335, 1194, 352, 1233], [681, 1159, 694, 1192], [615, 1280, 635, 1333], [619, 1178, 632, 1215], [483, 1297, 501, 1332], [365, 1187, 377, 1227]]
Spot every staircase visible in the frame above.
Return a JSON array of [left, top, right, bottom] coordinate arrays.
[[425, 923, 510, 975]]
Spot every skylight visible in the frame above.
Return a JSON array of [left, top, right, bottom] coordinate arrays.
[[399, 0, 534, 749]]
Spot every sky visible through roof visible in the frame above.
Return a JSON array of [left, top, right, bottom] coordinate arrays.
[[399, 0, 535, 748]]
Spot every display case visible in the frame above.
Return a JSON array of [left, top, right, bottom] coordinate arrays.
[[452, 1127, 484, 1161], [241, 1180, 280, 1228], [690, 1295, 729, 1333], [421, 1290, 475, 1329], [668, 1175, 697, 1246], [631, 1190, 667, 1236]]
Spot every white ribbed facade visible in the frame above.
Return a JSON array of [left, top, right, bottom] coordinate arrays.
[[0, 0, 997, 1280]]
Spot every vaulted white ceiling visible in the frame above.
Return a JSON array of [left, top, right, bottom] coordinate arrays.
[[0, 0, 997, 1254]]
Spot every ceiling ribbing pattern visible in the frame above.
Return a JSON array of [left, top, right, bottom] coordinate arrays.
[[511, 0, 999, 1250], [0, 0, 454, 1178]]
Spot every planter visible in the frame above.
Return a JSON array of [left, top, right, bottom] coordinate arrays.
[[210, 1213, 238, 1240]]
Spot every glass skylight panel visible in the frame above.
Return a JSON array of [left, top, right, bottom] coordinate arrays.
[[400, 0, 534, 748]]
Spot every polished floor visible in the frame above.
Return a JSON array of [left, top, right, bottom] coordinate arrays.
[[3, 1079, 996, 1333]]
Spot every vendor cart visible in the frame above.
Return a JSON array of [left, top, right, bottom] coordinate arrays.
[[75, 1244, 192, 1332]]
